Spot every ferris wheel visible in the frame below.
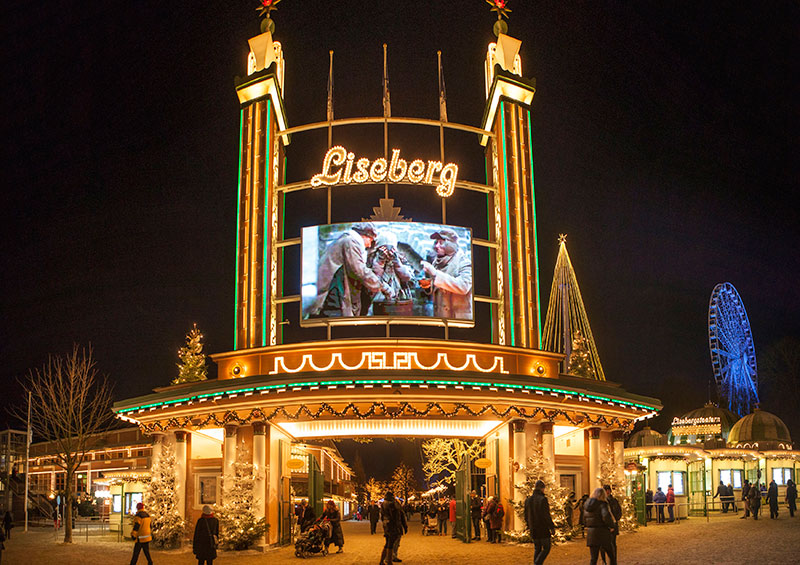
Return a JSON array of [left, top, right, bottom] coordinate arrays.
[[708, 282, 759, 416]]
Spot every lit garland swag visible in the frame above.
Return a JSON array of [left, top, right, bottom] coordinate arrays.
[[144, 442, 187, 548], [215, 445, 268, 550]]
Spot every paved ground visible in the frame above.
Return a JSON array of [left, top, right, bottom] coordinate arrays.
[[2, 513, 799, 564]]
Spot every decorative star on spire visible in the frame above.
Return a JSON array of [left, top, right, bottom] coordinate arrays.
[[256, 0, 281, 18], [558, 233, 568, 244], [486, 0, 511, 20]]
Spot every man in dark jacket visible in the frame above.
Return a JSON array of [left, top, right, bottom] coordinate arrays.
[[469, 491, 483, 540], [786, 479, 797, 517], [603, 485, 622, 564], [369, 501, 381, 534], [436, 500, 449, 535], [524, 480, 556, 565], [741, 480, 751, 518], [713, 480, 728, 512], [299, 499, 316, 533], [766, 480, 779, 519], [747, 481, 761, 520], [381, 491, 407, 565], [584, 490, 617, 565]]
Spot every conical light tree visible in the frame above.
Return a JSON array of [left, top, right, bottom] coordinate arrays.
[[598, 446, 637, 532], [567, 329, 596, 379], [541, 235, 606, 380], [513, 436, 572, 543], [144, 441, 187, 548], [173, 323, 208, 385], [215, 445, 268, 550]]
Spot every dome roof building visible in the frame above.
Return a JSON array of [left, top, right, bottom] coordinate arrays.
[[627, 426, 667, 448], [727, 408, 793, 451], [668, 403, 739, 448]]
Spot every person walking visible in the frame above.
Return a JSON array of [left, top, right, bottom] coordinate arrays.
[[766, 480, 779, 519], [469, 491, 483, 540], [713, 480, 728, 512], [381, 490, 407, 565], [482, 497, 492, 542], [748, 481, 761, 520], [741, 479, 751, 518], [666, 484, 676, 522], [322, 500, 344, 554], [524, 480, 555, 565], [436, 499, 448, 536], [653, 487, 666, 523], [192, 505, 219, 565], [449, 497, 457, 538], [644, 489, 653, 522], [2, 511, 12, 540], [602, 485, 622, 564], [369, 500, 381, 534], [299, 499, 316, 533], [584, 488, 617, 565], [578, 493, 590, 535], [489, 497, 505, 543], [726, 484, 737, 512], [786, 479, 797, 517], [129, 502, 153, 565]]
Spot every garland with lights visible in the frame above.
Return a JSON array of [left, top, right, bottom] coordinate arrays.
[[138, 403, 634, 434], [144, 442, 187, 548], [215, 444, 268, 550]]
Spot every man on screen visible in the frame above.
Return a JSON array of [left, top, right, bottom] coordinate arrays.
[[420, 228, 473, 320], [310, 222, 394, 318]]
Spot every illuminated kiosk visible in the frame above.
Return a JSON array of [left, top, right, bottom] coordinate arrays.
[[113, 20, 661, 545]]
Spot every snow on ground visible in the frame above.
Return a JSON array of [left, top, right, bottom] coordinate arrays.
[[3, 513, 798, 564]]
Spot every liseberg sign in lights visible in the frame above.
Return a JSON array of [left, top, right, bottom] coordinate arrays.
[[311, 146, 459, 197], [301, 221, 473, 327]]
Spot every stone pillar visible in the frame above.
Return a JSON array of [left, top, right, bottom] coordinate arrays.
[[541, 421, 555, 475], [252, 422, 267, 542], [174, 430, 188, 519], [151, 432, 165, 463], [224, 424, 238, 483], [512, 420, 527, 530], [613, 431, 625, 480], [588, 428, 601, 492]]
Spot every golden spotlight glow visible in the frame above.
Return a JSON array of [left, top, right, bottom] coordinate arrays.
[[276, 419, 503, 438]]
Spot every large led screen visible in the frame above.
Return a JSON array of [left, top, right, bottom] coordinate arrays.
[[301, 221, 473, 325]]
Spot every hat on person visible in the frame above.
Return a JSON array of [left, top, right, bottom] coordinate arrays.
[[136, 502, 144, 510], [352, 222, 378, 238], [429, 228, 458, 243], [202, 505, 213, 515]]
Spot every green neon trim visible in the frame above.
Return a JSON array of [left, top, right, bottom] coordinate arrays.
[[393, 379, 426, 384], [234, 110, 244, 350], [500, 102, 515, 346], [359, 380, 389, 384], [494, 383, 523, 389], [427, 380, 459, 385], [460, 381, 486, 387], [321, 380, 354, 386], [262, 99, 272, 347], [527, 110, 542, 348]]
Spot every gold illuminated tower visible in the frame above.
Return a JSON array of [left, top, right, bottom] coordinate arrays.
[[480, 33, 541, 349], [233, 31, 289, 350]]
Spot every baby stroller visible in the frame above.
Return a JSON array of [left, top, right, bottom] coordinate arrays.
[[421, 513, 438, 536], [295, 517, 331, 558]]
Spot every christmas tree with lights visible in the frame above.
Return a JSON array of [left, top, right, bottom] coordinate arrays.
[[144, 442, 187, 548], [567, 329, 596, 379], [216, 445, 268, 550], [512, 436, 572, 543], [598, 446, 638, 532], [173, 323, 208, 385]]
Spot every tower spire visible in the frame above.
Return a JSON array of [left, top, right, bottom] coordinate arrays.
[[542, 237, 606, 380]]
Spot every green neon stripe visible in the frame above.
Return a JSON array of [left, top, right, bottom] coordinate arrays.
[[234, 110, 244, 350], [115, 379, 657, 414], [262, 99, 272, 347], [500, 102, 515, 346], [527, 110, 542, 348]]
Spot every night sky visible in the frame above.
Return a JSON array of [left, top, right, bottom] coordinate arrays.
[[2, 2, 798, 480]]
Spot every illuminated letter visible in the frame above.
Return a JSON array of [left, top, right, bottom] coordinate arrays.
[[388, 149, 408, 183], [343, 152, 355, 183], [311, 146, 346, 186], [424, 161, 443, 184], [370, 158, 388, 182], [352, 158, 370, 183], [437, 163, 458, 197], [407, 160, 425, 183]]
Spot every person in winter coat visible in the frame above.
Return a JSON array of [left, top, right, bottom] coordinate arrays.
[[381, 490, 407, 565], [322, 500, 344, 553], [584, 488, 617, 565], [487, 497, 505, 543], [786, 479, 797, 517], [193, 505, 220, 565], [299, 499, 316, 532], [666, 484, 676, 522], [713, 480, 729, 512], [577, 493, 590, 535], [741, 480, 751, 518], [369, 501, 381, 534], [129, 502, 153, 565], [437, 500, 449, 535], [766, 480, 779, 519], [469, 491, 483, 540], [564, 492, 576, 530], [0, 522, 6, 565], [524, 480, 556, 565], [645, 489, 653, 521], [2, 511, 12, 540], [449, 497, 457, 538], [602, 485, 623, 563], [747, 482, 761, 520], [653, 488, 667, 523]]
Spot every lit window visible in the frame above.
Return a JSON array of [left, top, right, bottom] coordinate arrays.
[[772, 468, 794, 486], [197, 475, 218, 505], [657, 471, 685, 495]]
